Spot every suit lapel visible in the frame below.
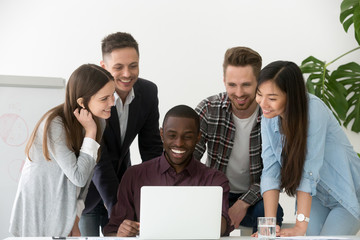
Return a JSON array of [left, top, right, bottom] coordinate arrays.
[[124, 92, 140, 148], [108, 106, 121, 148]]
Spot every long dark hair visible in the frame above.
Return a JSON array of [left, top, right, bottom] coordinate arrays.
[[258, 61, 308, 196], [25, 64, 114, 161]]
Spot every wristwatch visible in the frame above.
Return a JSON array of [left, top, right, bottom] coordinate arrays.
[[296, 213, 310, 222]]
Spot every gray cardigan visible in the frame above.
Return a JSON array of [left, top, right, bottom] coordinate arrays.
[[9, 116, 99, 237]]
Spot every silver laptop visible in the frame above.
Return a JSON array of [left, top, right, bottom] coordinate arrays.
[[139, 186, 223, 240]]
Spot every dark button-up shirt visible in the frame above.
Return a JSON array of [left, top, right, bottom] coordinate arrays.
[[104, 153, 231, 235]]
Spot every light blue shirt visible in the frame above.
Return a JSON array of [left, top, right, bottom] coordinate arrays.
[[260, 93, 360, 220]]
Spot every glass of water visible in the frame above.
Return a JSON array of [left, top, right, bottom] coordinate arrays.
[[258, 217, 276, 239]]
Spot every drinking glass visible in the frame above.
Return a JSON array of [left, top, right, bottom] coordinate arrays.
[[258, 217, 276, 239]]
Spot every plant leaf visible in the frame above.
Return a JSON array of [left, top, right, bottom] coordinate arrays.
[[354, 2, 360, 45], [326, 80, 348, 120], [343, 18, 355, 32], [331, 62, 360, 132], [340, 8, 353, 24], [341, 0, 359, 12], [340, 0, 360, 45], [300, 57, 344, 122], [301, 56, 325, 66], [306, 80, 316, 94]]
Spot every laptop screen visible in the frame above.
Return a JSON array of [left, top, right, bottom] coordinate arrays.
[[139, 186, 223, 239]]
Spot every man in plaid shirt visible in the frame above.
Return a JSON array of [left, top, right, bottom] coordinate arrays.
[[194, 47, 283, 233]]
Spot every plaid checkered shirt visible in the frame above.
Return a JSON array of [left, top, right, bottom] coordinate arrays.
[[194, 92, 263, 205]]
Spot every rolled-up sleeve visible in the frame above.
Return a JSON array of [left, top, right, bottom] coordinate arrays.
[[80, 137, 100, 160], [297, 170, 316, 195]]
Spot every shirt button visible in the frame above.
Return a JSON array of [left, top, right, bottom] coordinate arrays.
[[309, 172, 313, 176]]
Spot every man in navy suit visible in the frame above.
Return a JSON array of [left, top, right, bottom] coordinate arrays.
[[79, 32, 163, 236]]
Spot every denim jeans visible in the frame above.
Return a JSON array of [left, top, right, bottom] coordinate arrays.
[[307, 184, 360, 235], [229, 192, 284, 233], [79, 202, 109, 236]]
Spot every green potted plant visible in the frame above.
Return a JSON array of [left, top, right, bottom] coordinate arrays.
[[300, 0, 360, 134]]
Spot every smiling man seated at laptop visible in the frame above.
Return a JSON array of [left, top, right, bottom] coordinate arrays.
[[103, 105, 233, 237]]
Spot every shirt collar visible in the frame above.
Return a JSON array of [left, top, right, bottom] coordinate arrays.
[[256, 105, 262, 123], [114, 88, 135, 106], [273, 116, 280, 132], [222, 92, 232, 113], [159, 152, 197, 176]]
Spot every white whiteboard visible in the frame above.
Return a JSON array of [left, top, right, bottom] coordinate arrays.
[[0, 75, 65, 238]]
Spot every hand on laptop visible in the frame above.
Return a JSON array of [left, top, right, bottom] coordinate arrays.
[[117, 219, 140, 237]]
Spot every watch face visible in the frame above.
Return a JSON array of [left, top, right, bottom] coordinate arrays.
[[297, 214, 305, 221]]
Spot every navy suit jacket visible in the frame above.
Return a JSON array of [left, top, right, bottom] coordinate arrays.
[[83, 78, 163, 216]]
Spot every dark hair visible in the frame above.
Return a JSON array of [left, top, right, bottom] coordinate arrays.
[[25, 64, 114, 161], [163, 105, 200, 133], [223, 46, 262, 78], [257, 61, 308, 196], [101, 32, 139, 58]]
